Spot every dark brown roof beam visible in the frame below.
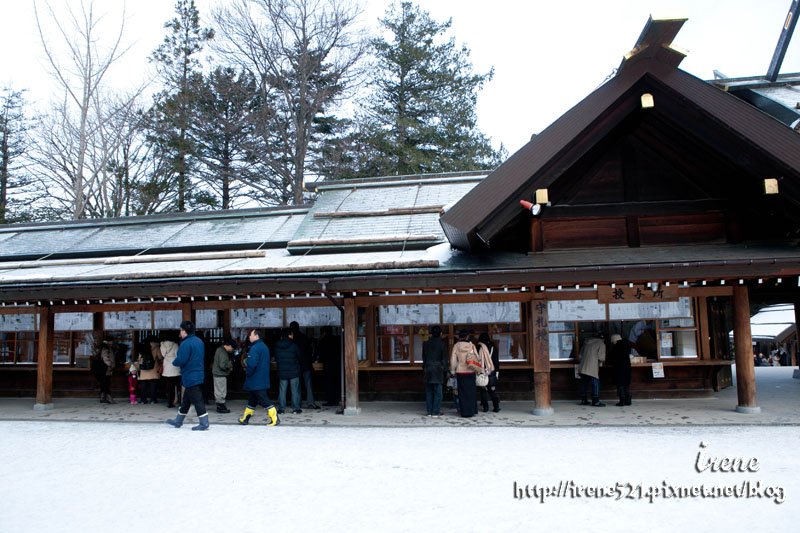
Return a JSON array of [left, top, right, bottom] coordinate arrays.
[[766, 0, 799, 82]]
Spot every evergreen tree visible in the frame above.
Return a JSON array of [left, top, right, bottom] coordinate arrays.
[[0, 89, 38, 223], [190, 67, 261, 209], [355, 1, 504, 177], [150, 0, 214, 212]]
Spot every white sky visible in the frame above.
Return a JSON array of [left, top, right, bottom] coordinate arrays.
[[2, 0, 799, 154]]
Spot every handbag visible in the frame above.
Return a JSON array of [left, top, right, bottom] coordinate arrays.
[[476, 372, 489, 387], [488, 371, 498, 388]]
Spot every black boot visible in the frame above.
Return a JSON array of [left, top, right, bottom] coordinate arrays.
[[616, 398, 625, 406], [492, 403, 501, 413], [216, 403, 230, 413], [625, 395, 632, 406], [591, 397, 606, 407], [579, 397, 590, 405], [481, 403, 489, 413]]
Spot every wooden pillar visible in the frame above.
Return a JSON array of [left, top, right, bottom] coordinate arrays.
[[343, 297, 360, 415], [181, 302, 193, 323], [732, 285, 760, 413], [34, 306, 55, 410], [531, 298, 553, 415], [793, 301, 800, 376]]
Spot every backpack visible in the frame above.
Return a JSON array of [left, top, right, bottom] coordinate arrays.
[[140, 350, 155, 371]]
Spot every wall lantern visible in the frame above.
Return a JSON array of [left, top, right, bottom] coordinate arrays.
[[641, 93, 655, 108], [763, 178, 779, 195]]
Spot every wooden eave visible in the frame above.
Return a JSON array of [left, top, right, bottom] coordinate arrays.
[[441, 60, 800, 252]]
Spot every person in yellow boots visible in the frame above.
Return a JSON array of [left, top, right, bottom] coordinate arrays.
[[238, 329, 279, 426]]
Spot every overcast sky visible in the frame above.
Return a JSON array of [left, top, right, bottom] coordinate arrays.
[[2, 0, 799, 154]]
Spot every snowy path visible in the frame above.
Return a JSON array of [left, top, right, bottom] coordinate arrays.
[[1, 422, 796, 532]]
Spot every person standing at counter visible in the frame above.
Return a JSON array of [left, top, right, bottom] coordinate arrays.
[[609, 334, 632, 406]]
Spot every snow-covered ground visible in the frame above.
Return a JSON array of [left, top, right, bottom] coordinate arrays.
[[1, 422, 796, 532]]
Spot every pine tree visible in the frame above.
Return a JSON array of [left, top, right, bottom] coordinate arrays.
[[355, 1, 504, 177], [150, 0, 214, 212], [190, 67, 261, 209], [0, 89, 38, 223]]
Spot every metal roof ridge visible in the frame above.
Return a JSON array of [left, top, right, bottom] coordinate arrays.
[[0, 205, 311, 234], [312, 172, 489, 191]]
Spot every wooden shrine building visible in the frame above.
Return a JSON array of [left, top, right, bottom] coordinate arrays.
[[2, 17, 800, 415]]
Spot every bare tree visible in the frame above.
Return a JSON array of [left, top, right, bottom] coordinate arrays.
[[34, 0, 144, 219], [213, 0, 367, 205]]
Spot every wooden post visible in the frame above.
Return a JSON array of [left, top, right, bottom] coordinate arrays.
[[343, 297, 360, 415], [732, 285, 760, 413], [531, 297, 553, 415], [793, 301, 800, 376], [34, 306, 55, 410]]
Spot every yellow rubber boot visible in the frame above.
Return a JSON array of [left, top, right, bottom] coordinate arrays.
[[238, 407, 255, 425], [267, 406, 280, 426]]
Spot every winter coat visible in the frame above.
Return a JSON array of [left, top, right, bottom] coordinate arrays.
[[422, 337, 447, 384], [609, 338, 632, 386], [275, 337, 301, 379], [212, 346, 233, 377], [578, 337, 606, 379], [160, 340, 180, 377], [318, 334, 341, 372], [100, 345, 115, 377], [478, 343, 497, 374], [138, 344, 161, 381], [450, 341, 479, 374], [243, 339, 270, 391], [172, 334, 205, 388], [294, 331, 314, 372]]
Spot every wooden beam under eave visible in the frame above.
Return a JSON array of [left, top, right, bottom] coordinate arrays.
[[34, 306, 55, 410], [343, 298, 360, 415]]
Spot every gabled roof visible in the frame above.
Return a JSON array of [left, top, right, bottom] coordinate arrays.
[[440, 17, 800, 251]]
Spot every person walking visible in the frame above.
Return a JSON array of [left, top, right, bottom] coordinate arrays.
[[450, 330, 480, 418], [212, 338, 235, 413], [237, 329, 279, 426], [608, 334, 632, 406], [422, 326, 447, 417], [166, 321, 209, 431], [291, 321, 320, 410], [578, 333, 607, 407], [275, 328, 302, 414], [477, 332, 500, 413]]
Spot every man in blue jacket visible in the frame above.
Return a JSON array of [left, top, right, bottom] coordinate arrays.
[[167, 321, 210, 430], [238, 329, 280, 426]]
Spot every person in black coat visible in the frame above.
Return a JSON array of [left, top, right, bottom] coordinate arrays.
[[275, 328, 302, 414], [317, 326, 341, 406], [290, 321, 319, 409], [609, 334, 632, 406], [478, 332, 501, 413], [422, 326, 447, 417]]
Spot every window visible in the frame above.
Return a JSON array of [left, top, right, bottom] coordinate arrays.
[[0, 331, 38, 364], [658, 316, 698, 359]]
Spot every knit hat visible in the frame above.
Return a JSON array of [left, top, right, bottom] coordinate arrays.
[[610, 334, 622, 344]]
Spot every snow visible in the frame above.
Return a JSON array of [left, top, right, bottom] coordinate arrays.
[[1, 422, 796, 532], [422, 242, 456, 264]]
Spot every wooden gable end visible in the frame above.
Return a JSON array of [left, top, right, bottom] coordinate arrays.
[[491, 74, 800, 254]]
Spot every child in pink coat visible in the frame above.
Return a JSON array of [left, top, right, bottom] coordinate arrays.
[[127, 364, 139, 404]]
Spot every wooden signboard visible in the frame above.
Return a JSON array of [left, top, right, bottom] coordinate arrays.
[[597, 284, 678, 303]]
